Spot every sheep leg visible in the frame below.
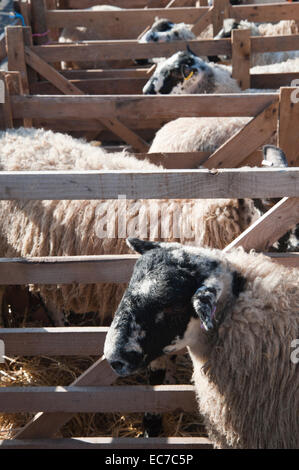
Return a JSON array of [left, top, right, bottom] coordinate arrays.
[[43, 298, 65, 326], [142, 355, 177, 437]]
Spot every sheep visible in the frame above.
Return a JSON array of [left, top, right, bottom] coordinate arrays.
[[138, 18, 196, 44], [142, 49, 241, 95], [0, 129, 296, 438], [214, 18, 299, 66], [143, 47, 299, 96], [104, 237, 299, 448]]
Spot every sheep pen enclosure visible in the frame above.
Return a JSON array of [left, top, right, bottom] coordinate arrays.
[[0, 0, 298, 450]]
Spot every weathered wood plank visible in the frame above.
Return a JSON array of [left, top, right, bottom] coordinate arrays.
[[0, 255, 137, 284], [10, 94, 279, 120], [251, 73, 299, 90], [251, 34, 299, 54], [45, 8, 208, 38], [31, 0, 49, 45], [24, 47, 85, 95], [224, 197, 299, 252], [212, 0, 231, 36], [14, 355, 117, 439], [191, 7, 212, 36], [0, 327, 108, 356], [233, 3, 299, 23], [0, 436, 213, 449], [0, 168, 297, 200], [0, 385, 196, 413], [231, 29, 251, 90], [6, 27, 29, 94], [0, 252, 297, 287], [0, 72, 13, 128], [204, 101, 278, 169], [278, 87, 299, 166], [31, 39, 231, 62]]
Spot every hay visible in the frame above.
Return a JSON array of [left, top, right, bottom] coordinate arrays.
[[0, 287, 206, 440]]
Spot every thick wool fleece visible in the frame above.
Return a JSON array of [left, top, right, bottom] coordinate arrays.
[[149, 116, 252, 153], [0, 128, 256, 322], [189, 248, 299, 449]]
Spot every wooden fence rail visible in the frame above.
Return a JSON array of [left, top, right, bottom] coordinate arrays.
[[0, 436, 213, 449], [0, 168, 297, 200], [0, 385, 196, 413]]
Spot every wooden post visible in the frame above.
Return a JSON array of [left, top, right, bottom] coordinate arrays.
[[231, 29, 251, 91], [6, 26, 32, 127], [211, 0, 231, 36], [0, 72, 13, 129], [278, 87, 299, 166], [6, 26, 30, 94], [31, 0, 49, 45]]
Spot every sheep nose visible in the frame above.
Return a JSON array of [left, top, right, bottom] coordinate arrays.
[[110, 360, 129, 375], [143, 83, 156, 95]]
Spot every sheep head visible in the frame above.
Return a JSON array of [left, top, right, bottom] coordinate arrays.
[[104, 240, 245, 377]]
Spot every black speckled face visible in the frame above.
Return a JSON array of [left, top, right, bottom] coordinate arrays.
[[142, 51, 206, 95], [104, 240, 222, 376]]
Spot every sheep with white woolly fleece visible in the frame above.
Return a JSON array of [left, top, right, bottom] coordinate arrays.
[[104, 238, 299, 448], [0, 127, 258, 325], [215, 18, 299, 66], [0, 129, 295, 325]]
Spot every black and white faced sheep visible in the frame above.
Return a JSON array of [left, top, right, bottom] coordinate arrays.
[[104, 238, 299, 448], [142, 49, 241, 95], [214, 18, 299, 66], [138, 18, 195, 44]]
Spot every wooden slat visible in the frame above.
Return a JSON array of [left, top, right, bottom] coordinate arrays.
[[251, 73, 299, 90], [0, 255, 137, 284], [45, 8, 208, 39], [31, 0, 49, 45], [268, 253, 299, 269], [66, 0, 170, 8], [224, 197, 299, 252], [24, 47, 86, 95], [0, 327, 108, 356], [61, 68, 150, 80], [233, 3, 299, 23], [31, 39, 231, 62], [212, 0, 231, 36], [23, 48, 148, 151], [99, 117, 149, 152], [0, 36, 6, 63], [278, 87, 299, 166], [251, 35, 299, 54], [191, 7, 212, 36], [10, 94, 279, 120], [204, 101, 278, 169], [0, 437, 213, 449], [0, 72, 13, 128], [0, 385, 196, 413], [231, 29, 250, 90], [6, 27, 29, 94], [15, 355, 117, 439], [0, 252, 297, 287], [0, 168, 297, 200]]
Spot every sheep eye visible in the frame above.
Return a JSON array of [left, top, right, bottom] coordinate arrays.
[[181, 65, 194, 80]]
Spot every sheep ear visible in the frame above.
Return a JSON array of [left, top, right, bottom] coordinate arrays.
[[262, 145, 288, 168], [191, 279, 223, 331], [126, 238, 161, 254]]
